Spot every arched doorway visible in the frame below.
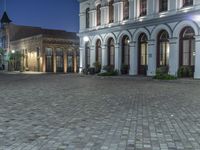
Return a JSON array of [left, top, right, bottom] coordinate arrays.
[[96, 39, 102, 64], [45, 48, 53, 72], [138, 33, 148, 75], [67, 51, 74, 73], [121, 35, 130, 74], [56, 48, 64, 72], [107, 38, 115, 67], [157, 30, 169, 67], [179, 27, 195, 72]]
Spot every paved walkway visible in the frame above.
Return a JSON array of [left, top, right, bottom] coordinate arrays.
[[0, 74, 200, 150]]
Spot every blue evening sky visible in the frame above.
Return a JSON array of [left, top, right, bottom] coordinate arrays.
[[0, 0, 79, 32]]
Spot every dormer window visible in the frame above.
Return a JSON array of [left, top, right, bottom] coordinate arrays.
[[183, 0, 193, 7], [159, 0, 168, 12], [140, 0, 147, 17]]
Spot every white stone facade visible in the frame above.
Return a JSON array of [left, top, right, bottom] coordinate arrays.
[[78, 0, 200, 79]]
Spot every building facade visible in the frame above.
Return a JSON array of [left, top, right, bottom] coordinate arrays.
[[0, 12, 79, 73], [78, 0, 200, 79]]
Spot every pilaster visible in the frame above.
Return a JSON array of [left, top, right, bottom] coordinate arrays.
[[169, 38, 179, 76], [194, 35, 200, 79], [129, 41, 137, 75], [147, 40, 156, 76]]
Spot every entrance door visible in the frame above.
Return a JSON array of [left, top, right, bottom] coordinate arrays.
[[138, 33, 148, 75]]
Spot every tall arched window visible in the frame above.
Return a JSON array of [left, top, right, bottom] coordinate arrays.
[[140, 0, 147, 17], [122, 35, 130, 66], [107, 38, 115, 66], [159, 0, 168, 12], [157, 30, 170, 67], [109, 0, 114, 23], [138, 33, 148, 75], [85, 42, 90, 67], [86, 8, 90, 28], [123, 0, 129, 20], [180, 27, 195, 67], [96, 4, 101, 26], [96, 40, 102, 64], [183, 0, 193, 7], [56, 48, 64, 72]]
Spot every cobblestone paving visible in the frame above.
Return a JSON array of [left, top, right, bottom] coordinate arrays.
[[0, 74, 200, 150]]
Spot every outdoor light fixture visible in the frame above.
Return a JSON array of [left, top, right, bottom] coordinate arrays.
[[11, 50, 15, 54], [83, 36, 89, 42]]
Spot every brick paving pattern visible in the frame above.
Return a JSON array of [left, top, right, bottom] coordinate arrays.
[[0, 74, 200, 150]]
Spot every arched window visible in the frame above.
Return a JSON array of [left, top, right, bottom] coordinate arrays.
[[138, 33, 148, 75], [180, 27, 195, 66], [123, 0, 129, 20], [183, 0, 193, 7], [96, 40, 102, 64], [157, 30, 169, 67], [96, 4, 101, 26], [159, 0, 168, 12], [56, 48, 64, 72], [107, 38, 115, 66], [85, 42, 90, 67], [140, 0, 147, 17], [122, 35, 130, 66], [109, 0, 114, 23], [86, 8, 90, 28]]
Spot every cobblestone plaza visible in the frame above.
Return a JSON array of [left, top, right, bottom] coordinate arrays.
[[0, 74, 200, 150]]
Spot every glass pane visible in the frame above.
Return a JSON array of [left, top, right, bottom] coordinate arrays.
[[191, 39, 195, 66], [183, 40, 190, 65]]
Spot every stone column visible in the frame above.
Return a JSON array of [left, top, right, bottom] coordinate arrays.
[[194, 35, 200, 79], [101, 6, 109, 25], [64, 50, 67, 73], [147, 40, 156, 76], [113, 1, 123, 23], [53, 48, 56, 73], [74, 51, 77, 73], [42, 48, 46, 72], [90, 46, 95, 67], [114, 43, 121, 71], [90, 9, 96, 28], [169, 38, 179, 76], [79, 47, 84, 73], [129, 41, 137, 75], [101, 44, 107, 69], [129, 0, 134, 20]]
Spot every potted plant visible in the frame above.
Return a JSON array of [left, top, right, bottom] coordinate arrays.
[[121, 64, 129, 74]]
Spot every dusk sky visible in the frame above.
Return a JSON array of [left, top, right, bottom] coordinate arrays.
[[0, 0, 79, 32]]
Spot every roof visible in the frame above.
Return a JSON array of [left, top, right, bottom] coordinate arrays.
[[1, 11, 12, 23], [8, 24, 79, 41]]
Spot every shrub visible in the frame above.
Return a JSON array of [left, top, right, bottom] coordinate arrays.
[[103, 65, 115, 72], [154, 66, 176, 80], [178, 66, 194, 78], [88, 67, 95, 75], [121, 64, 129, 74], [98, 70, 118, 76], [93, 62, 101, 73], [98, 65, 118, 76]]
